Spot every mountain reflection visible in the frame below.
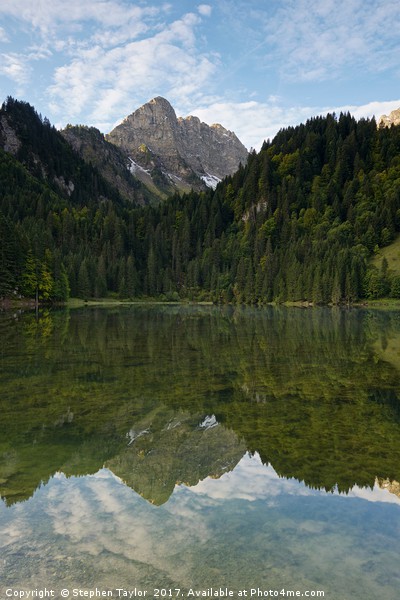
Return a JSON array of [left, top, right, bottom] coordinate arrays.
[[1, 305, 400, 505], [106, 410, 246, 505]]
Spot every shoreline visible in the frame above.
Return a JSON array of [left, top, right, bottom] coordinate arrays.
[[3, 296, 400, 312]]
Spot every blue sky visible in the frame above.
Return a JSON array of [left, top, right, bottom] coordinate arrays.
[[1, 0, 400, 150]]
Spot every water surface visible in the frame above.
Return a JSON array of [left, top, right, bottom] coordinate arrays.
[[1, 306, 400, 599]]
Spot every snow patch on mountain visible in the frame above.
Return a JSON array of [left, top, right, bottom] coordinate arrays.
[[201, 173, 221, 189], [128, 157, 151, 175], [198, 415, 218, 430]]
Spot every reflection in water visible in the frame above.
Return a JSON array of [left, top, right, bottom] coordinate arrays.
[[2, 305, 400, 503], [106, 411, 246, 505], [0, 455, 400, 599], [1, 306, 400, 597]]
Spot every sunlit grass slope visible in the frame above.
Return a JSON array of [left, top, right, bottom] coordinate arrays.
[[372, 235, 400, 275]]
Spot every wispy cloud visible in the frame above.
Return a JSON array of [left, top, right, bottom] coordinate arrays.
[[197, 4, 212, 17], [0, 53, 31, 90], [1, 0, 399, 150], [266, 0, 400, 82], [47, 11, 216, 127], [0, 0, 159, 38], [0, 27, 9, 43], [0, 0, 217, 128]]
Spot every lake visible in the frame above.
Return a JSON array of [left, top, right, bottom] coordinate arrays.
[[1, 305, 400, 599]]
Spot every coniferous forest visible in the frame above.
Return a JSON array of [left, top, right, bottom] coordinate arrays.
[[1, 97, 400, 304]]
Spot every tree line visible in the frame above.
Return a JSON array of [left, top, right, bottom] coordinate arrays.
[[1, 98, 400, 304]]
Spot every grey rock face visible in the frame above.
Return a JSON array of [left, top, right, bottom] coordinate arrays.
[[179, 115, 248, 179], [107, 97, 248, 190], [0, 115, 21, 155]]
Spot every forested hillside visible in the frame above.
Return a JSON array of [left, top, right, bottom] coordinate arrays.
[[0, 98, 142, 300], [1, 98, 400, 304]]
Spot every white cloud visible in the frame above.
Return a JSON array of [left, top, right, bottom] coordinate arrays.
[[330, 99, 400, 121], [40, 469, 212, 584], [347, 482, 400, 505], [0, 0, 217, 127], [26, 45, 53, 61], [0, 53, 31, 88], [0, 27, 9, 42], [0, 0, 160, 37], [190, 97, 400, 151], [0, 0, 170, 115], [184, 452, 400, 506], [47, 11, 217, 126], [266, 0, 400, 82], [189, 453, 314, 501], [198, 4, 212, 17], [190, 99, 316, 150]]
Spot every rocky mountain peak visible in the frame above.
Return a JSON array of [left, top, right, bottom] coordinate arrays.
[[106, 97, 248, 196], [133, 96, 178, 128], [149, 95, 176, 111], [377, 107, 400, 128], [109, 96, 179, 152]]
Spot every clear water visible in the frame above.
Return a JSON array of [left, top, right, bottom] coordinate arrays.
[[1, 305, 400, 599]]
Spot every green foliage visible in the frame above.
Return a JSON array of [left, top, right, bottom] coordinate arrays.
[[2, 98, 400, 303], [364, 269, 389, 299], [390, 275, 400, 298], [20, 249, 64, 302], [21, 250, 40, 298], [0, 210, 24, 296]]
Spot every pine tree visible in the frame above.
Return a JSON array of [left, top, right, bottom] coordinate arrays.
[[0, 211, 19, 296], [77, 260, 91, 300], [22, 250, 40, 305], [95, 255, 107, 298], [126, 255, 138, 298], [52, 263, 70, 301]]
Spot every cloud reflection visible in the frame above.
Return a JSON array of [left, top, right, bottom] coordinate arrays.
[[1, 452, 400, 593], [189, 452, 400, 506]]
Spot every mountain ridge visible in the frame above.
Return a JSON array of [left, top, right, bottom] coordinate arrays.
[[60, 124, 152, 205], [106, 96, 249, 196]]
